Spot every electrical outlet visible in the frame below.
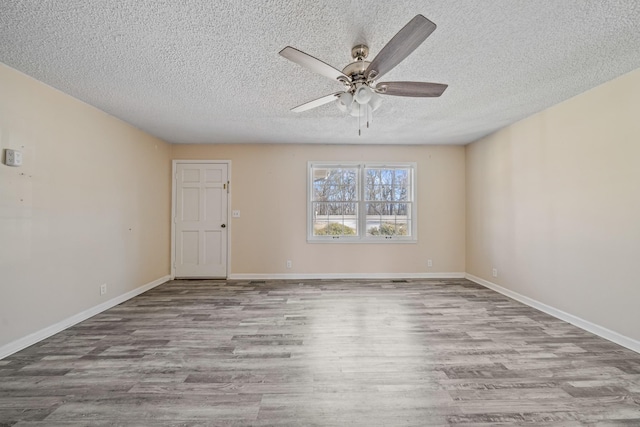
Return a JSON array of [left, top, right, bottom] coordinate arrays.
[[4, 149, 22, 167], [100, 283, 107, 295], [286, 260, 292, 269], [427, 259, 433, 268], [492, 268, 498, 278]]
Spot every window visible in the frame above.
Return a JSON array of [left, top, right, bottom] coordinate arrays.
[[308, 162, 416, 242]]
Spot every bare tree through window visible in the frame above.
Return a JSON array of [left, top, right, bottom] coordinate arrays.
[[309, 163, 415, 240], [312, 167, 358, 236]]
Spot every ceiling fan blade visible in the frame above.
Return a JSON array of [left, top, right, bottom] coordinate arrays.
[[279, 46, 349, 82], [366, 15, 436, 81], [291, 92, 344, 113], [375, 81, 447, 97]]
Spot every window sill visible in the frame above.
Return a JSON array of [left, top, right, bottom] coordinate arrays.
[[307, 238, 418, 244]]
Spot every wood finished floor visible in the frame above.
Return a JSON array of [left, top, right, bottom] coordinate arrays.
[[1, 278, 640, 426]]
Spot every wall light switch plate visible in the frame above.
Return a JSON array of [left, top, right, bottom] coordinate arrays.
[[4, 149, 22, 166], [232, 210, 240, 218]]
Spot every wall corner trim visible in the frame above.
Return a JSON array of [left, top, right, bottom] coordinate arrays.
[[465, 273, 640, 354], [0, 275, 171, 360]]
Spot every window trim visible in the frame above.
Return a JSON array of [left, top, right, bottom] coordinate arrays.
[[307, 161, 417, 243]]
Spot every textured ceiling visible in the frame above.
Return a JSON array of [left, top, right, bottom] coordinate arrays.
[[1, 1, 639, 145]]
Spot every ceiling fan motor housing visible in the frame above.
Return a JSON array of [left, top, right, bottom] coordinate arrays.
[[342, 60, 371, 84]]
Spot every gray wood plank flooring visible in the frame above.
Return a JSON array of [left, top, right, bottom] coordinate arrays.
[[1, 278, 639, 426]]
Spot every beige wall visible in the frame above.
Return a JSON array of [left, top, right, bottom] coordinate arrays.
[[0, 64, 172, 349], [466, 68, 640, 341], [5, 54, 636, 354], [172, 144, 466, 276]]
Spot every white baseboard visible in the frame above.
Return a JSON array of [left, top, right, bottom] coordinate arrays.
[[6, 272, 636, 359], [465, 273, 640, 354], [228, 272, 466, 280], [0, 275, 170, 360]]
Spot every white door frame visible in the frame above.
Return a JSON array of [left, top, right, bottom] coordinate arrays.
[[171, 160, 232, 279]]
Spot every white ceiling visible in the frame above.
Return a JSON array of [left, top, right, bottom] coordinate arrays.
[[1, 1, 639, 145]]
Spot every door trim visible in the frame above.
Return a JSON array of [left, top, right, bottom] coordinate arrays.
[[171, 160, 232, 279]]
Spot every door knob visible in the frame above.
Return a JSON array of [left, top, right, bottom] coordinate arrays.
[[221, 224, 226, 228]]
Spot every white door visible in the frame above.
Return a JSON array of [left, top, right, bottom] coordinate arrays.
[[174, 162, 228, 278]]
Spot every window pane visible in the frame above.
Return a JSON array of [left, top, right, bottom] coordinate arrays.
[[312, 202, 358, 236], [365, 214, 382, 236], [394, 169, 410, 201], [365, 168, 410, 202], [394, 188, 408, 201], [365, 169, 382, 199], [366, 202, 409, 216], [312, 180, 327, 201], [395, 169, 409, 185], [365, 202, 411, 236], [312, 167, 358, 202]]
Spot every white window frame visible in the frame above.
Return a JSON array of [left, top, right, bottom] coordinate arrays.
[[307, 161, 417, 243]]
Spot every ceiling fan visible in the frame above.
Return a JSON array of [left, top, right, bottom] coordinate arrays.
[[279, 15, 447, 134]]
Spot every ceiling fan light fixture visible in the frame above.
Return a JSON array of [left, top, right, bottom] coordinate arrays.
[[369, 92, 383, 111], [336, 92, 353, 112], [354, 85, 372, 104], [349, 102, 364, 117]]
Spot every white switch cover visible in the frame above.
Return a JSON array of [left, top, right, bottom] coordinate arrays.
[[4, 149, 22, 166], [232, 210, 240, 218]]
